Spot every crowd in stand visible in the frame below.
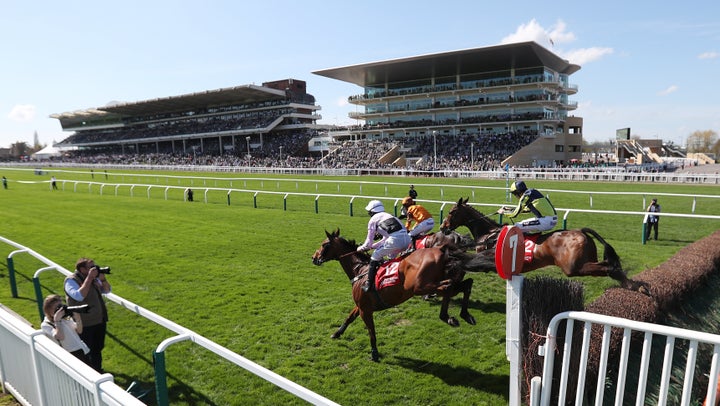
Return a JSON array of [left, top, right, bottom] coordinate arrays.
[[43, 128, 548, 171]]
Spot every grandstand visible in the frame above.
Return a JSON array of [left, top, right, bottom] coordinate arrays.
[[313, 41, 584, 169], [51, 79, 325, 161]]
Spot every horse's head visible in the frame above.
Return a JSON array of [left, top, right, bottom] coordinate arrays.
[[441, 197, 472, 233], [440, 197, 500, 238], [312, 228, 359, 265]]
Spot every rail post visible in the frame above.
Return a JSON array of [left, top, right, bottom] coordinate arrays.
[[154, 334, 192, 406], [7, 255, 20, 298]]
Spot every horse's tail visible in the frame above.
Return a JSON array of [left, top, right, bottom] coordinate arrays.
[[580, 228, 622, 271]]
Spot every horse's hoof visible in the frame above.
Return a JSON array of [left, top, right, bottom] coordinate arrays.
[[331, 333, 340, 339], [447, 317, 460, 327], [462, 314, 477, 325], [636, 282, 652, 296], [370, 350, 380, 362]]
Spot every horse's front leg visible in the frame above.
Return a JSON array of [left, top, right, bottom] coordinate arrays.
[[360, 310, 379, 362], [457, 278, 476, 325], [332, 306, 359, 339], [437, 293, 459, 327]]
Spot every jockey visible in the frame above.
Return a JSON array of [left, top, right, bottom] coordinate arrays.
[[357, 199, 412, 292], [399, 197, 435, 240], [499, 180, 558, 234]]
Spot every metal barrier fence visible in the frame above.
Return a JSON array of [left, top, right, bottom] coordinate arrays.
[[42, 179, 720, 245], [530, 311, 720, 406], [0, 306, 145, 406], [1, 236, 340, 406], [1, 163, 719, 184]]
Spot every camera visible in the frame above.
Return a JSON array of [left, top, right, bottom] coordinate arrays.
[[61, 304, 91, 317], [92, 265, 111, 274]]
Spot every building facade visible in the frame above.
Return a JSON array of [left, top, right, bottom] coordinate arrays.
[[314, 41, 583, 168]]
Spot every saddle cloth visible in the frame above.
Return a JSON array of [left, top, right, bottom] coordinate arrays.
[[523, 233, 539, 263], [376, 258, 402, 290], [414, 234, 431, 250]]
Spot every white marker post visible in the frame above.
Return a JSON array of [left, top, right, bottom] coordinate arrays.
[[494, 226, 525, 406]]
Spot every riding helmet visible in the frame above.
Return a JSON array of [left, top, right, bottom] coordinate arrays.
[[401, 196, 415, 206], [365, 199, 385, 214], [510, 180, 527, 196]]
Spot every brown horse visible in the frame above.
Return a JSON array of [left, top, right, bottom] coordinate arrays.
[[311, 229, 477, 361], [440, 198, 648, 292]]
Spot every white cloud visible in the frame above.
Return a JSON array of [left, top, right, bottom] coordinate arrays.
[[501, 19, 612, 66], [698, 51, 719, 60], [501, 19, 558, 46], [658, 85, 679, 96], [8, 104, 36, 122], [336, 96, 348, 107], [561, 47, 614, 65]]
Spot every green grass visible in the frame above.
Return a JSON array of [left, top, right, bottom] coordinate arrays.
[[0, 167, 718, 405]]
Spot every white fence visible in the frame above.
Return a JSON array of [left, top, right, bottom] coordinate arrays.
[[531, 311, 720, 406], [0, 306, 144, 406], [1, 163, 719, 184]]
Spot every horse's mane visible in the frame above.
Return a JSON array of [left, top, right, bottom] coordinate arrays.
[[337, 235, 370, 261], [463, 203, 501, 229]]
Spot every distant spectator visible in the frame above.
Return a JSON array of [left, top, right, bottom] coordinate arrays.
[[645, 198, 661, 241], [2, 176, 7, 189], [51, 176, 58, 190], [187, 188, 194, 202], [408, 184, 418, 199]]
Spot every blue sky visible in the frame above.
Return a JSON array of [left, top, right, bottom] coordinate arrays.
[[1, 1, 718, 149]]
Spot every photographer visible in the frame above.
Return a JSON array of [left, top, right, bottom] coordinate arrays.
[[40, 294, 91, 365], [64, 258, 111, 373]]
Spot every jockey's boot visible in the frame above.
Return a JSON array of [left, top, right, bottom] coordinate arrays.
[[362, 260, 381, 292]]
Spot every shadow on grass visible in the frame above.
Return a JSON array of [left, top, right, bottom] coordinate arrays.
[[389, 356, 509, 399], [422, 297, 505, 314], [107, 331, 217, 406]]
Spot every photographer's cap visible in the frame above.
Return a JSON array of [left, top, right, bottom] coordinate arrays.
[[652, 198, 657, 203]]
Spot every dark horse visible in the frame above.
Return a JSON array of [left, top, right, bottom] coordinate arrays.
[[312, 229, 477, 361], [441, 198, 647, 292]]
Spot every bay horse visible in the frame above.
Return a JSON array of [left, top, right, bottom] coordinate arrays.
[[311, 229, 477, 362], [440, 198, 648, 292]]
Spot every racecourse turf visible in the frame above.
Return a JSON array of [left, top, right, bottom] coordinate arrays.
[[0, 167, 718, 405]]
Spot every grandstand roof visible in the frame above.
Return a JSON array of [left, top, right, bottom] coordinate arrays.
[[313, 41, 580, 87], [50, 84, 287, 124]]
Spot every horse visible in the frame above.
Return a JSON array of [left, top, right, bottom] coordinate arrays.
[[440, 198, 648, 292], [311, 228, 477, 362], [410, 230, 476, 251]]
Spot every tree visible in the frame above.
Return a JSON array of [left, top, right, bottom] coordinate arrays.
[[10, 142, 30, 158], [686, 130, 718, 153]]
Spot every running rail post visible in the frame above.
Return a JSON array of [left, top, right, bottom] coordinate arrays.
[[153, 334, 192, 406], [6, 251, 27, 298], [33, 266, 57, 322]]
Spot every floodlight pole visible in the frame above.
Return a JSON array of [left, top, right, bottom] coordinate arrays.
[[432, 131, 437, 170], [471, 143, 474, 169]]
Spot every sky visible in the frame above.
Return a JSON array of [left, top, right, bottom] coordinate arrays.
[[1, 1, 719, 149]]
